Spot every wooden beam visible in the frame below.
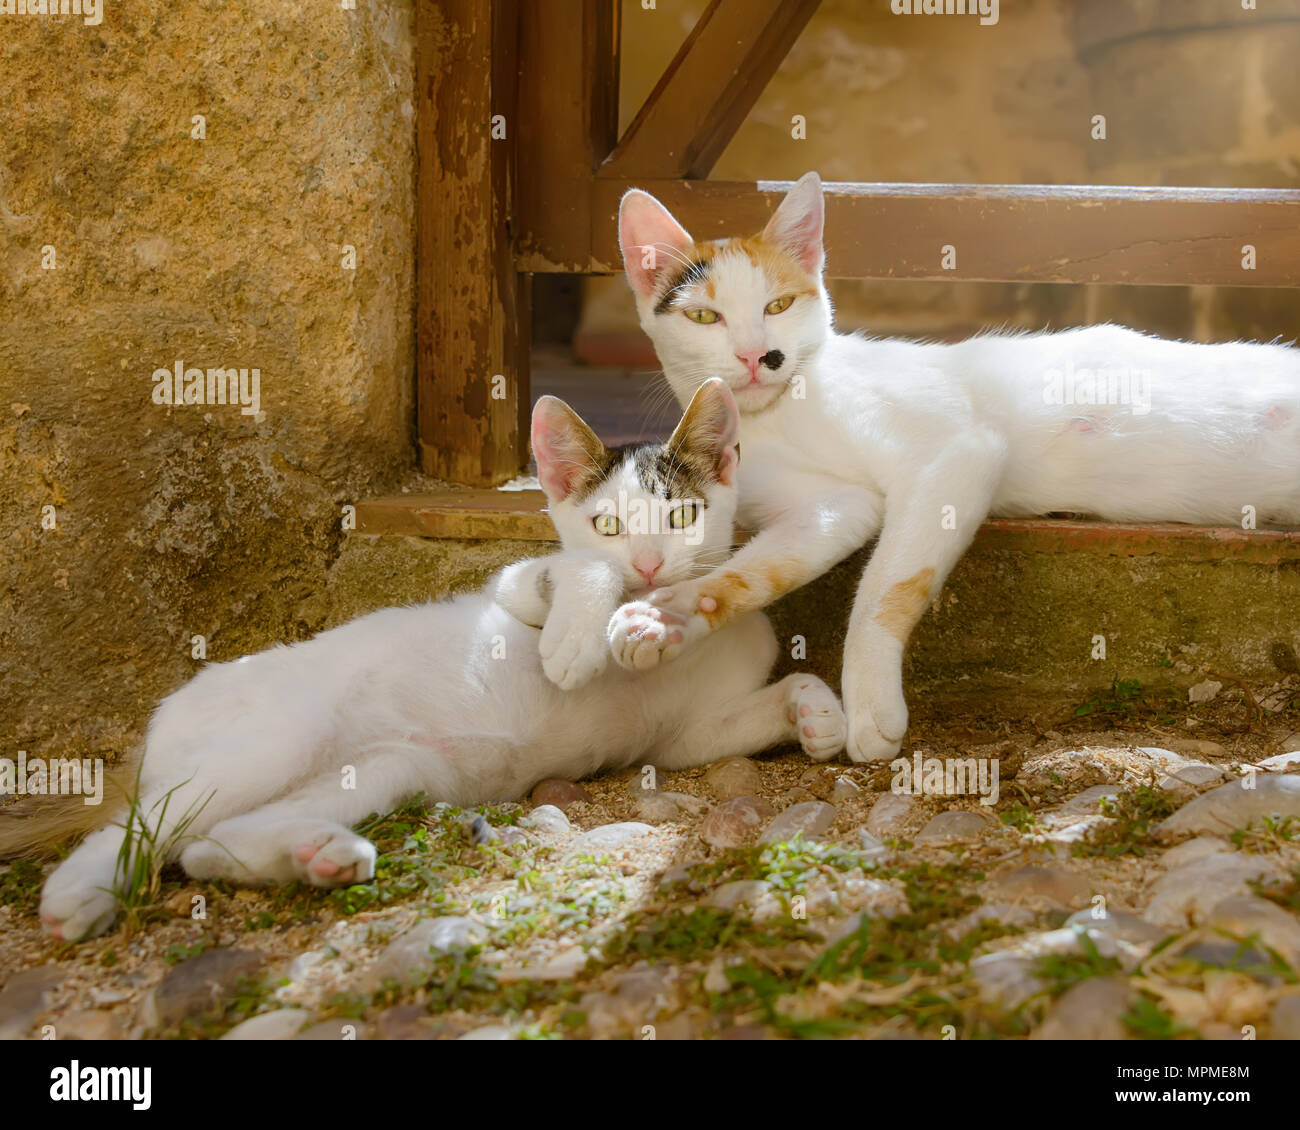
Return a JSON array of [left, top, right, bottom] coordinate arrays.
[[570, 179, 1300, 287], [600, 0, 821, 181], [514, 0, 620, 272], [357, 489, 555, 541], [417, 0, 528, 486]]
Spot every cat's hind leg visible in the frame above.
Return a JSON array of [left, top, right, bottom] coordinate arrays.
[[178, 749, 431, 888]]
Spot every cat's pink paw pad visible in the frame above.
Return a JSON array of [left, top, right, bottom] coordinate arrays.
[[291, 830, 376, 889], [792, 677, 846, 762], [608, 601, 688, 671]]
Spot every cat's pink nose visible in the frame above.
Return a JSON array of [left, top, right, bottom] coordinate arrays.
[[634, 557, 662, 585], [735, 348, 764, 380]]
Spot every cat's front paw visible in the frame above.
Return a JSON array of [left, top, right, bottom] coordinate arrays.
[[40, 874, 118, 942], [791, 676, 846, 761], [845, 698, 908, 763], [540, 613, 608, 690], [608, 600, 688, 670]]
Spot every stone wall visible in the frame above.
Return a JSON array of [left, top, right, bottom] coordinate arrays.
[[1, 3, 417, 758]]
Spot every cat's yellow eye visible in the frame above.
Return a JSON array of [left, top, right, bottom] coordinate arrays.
[[765, 295, 794, 315], [685, 308, 719, 324], [669, 504, 699, 529], [593, 513, 623, 536]]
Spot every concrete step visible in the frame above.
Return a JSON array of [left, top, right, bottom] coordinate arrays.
[[342, 494, 1300, 721]]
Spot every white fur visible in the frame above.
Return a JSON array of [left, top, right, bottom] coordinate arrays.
[[616, 172, 1300, 765], [40, 382, 844, 942]]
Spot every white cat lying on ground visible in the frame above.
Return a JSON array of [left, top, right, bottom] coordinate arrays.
[[28, 379, 844, 942], [611, 172, 1300, 764]]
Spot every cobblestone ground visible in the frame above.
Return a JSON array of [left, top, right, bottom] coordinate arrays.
[[3, 684, 1300, 1041]]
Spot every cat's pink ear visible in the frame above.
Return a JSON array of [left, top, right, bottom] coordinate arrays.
[[762, 171, 824, 275], [531, 396, 609, 503], [619, 189, 694, 300], [670, 378, 740, 487]]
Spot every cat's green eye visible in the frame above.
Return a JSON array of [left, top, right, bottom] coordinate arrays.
[[685, 308, 719, 324], [669, 504, 699, 529], [765, 295, 794, 315], [593, 513, 623, 536]]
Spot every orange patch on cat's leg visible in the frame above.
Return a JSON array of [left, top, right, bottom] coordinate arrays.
[[698, 561, 805, 628], [874, 567, 936, 643]]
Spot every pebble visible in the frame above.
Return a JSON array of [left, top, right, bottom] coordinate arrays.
[[1063, 907, 1167, 946], [838, 877, 909, 918], [0, 966, 62, 1040], [520, 804, 570, 836], [297, 1018, 370, 1040], [776, 786, 819, 807], [944, 902, 1036, 940], [1255, 751, 1300, 772], [636, 793, 687, 823], [1157, 774, 1300, 836], [973, 927, 1127, 1010], [657, 858, 708, 893], [367, 916, 488, 988], [495, 947, 590, 982], [1059, 784, 1122, 815], [1157, 739, 1229, 759], [1271, 993, 1300, 1040], [221, 1010, 309, 1040], [703, 758, 763, 799], [980, 865, 1094, 910], [580, 966, 681, 1039], [1144, 853, 1285, 928], [529, 779, 591, 810], [831, 776, 863, 803], [375, 1004, 444, 1041], [915, 810, 991, 843], [144, 948, 265, 1028], [699, 796, 776, 848], [760, 800, 836, 845], [1031, 977, 1135, 1040], [865, 792, 915, 837], [458, 1025, 513, 1040], [50, 1009, 126, 1041], [1159, 763, 1226, 791], [1187, 679, 1222, 704], [857, 829, 890, 859], [1202, 895, 1300, 964], [1159, 836, 1232, 868], [570, 821, 656, 854], [797, 766, 839, 799], [706, 879, 775, 911]]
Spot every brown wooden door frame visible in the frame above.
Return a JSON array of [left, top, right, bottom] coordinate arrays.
[[419, 0, 1300, 487]]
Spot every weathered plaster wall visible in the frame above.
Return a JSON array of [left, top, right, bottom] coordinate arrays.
[[1, 3, 417, 758]]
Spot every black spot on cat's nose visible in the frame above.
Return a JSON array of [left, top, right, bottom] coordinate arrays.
[[761, 350, 784, 370]]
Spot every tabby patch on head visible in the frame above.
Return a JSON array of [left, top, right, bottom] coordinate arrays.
[[530, 379, 742, 594]]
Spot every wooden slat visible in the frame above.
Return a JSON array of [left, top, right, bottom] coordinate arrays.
[[600, 0, 821, 181], [568, 179, 1300, 286], [417, 0, 528, 486], [514, 0, 621, 275], [357, 490, 556, 542]]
